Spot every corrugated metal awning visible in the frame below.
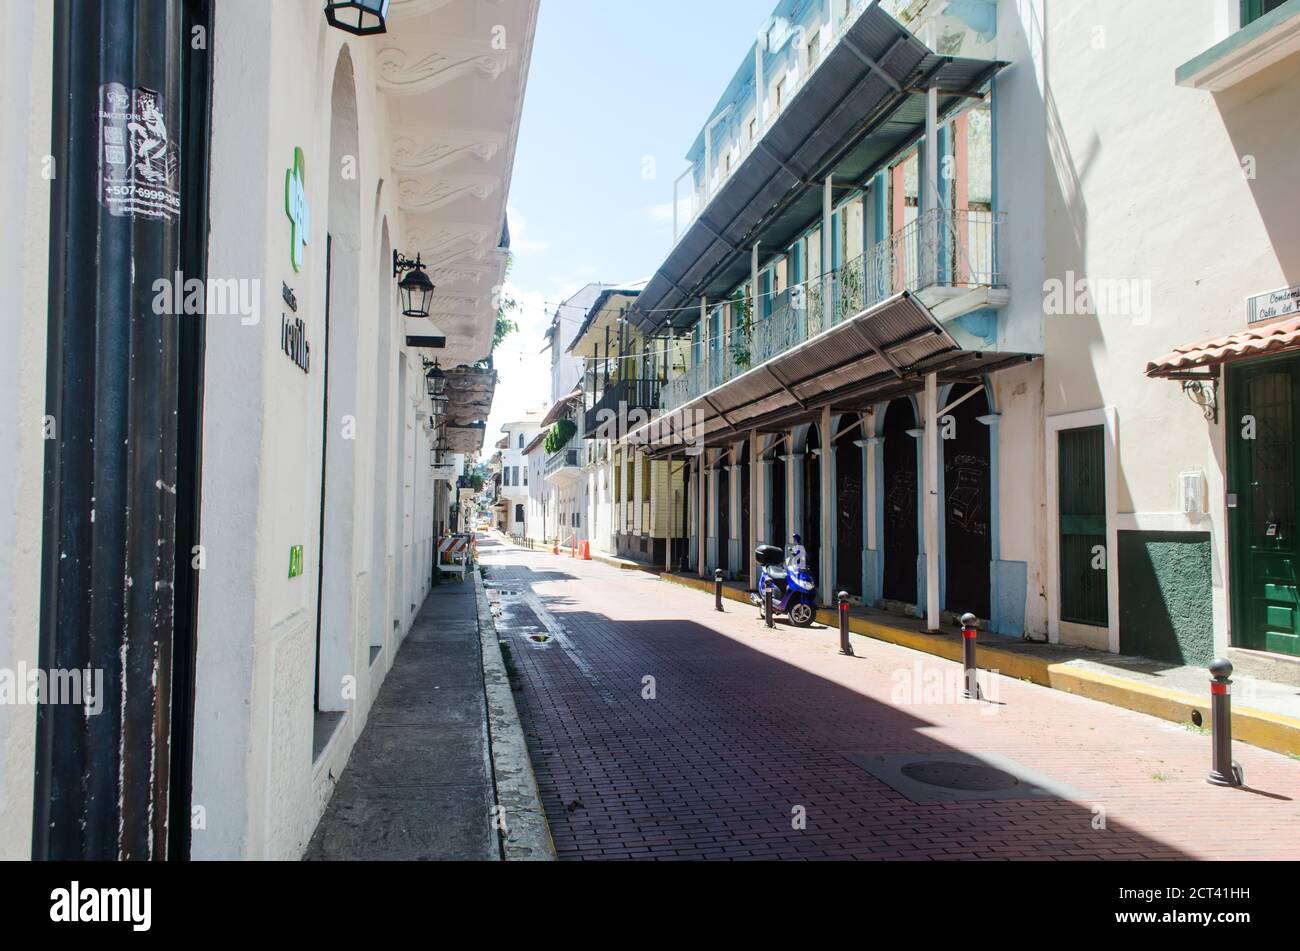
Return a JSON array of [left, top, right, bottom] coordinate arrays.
[[1146, 316, 1300, 377], [538, 387, 581, 427], [629, 4, 1005, 334], [631, 293, 1035, 455]]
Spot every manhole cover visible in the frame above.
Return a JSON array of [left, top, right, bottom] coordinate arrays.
[[900, 760, 1021, 792]]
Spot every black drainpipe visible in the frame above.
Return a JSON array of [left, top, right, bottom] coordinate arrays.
[[34, 0, 212, 861]]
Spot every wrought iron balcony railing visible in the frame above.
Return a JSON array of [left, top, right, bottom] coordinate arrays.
[[545, 447, 581, 478], [583, 377, 663, 439], [660, 209, 1005, 412]]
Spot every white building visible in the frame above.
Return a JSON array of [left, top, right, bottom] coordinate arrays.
[[497, 412, 545, 537], [0, 0, 538, 860]]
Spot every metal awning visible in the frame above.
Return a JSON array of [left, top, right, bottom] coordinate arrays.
[[631, 292, 1034, 455], [1146, 316, 1300, 378], [630, 4, 1004, 334], [538, 387, 581, 427]]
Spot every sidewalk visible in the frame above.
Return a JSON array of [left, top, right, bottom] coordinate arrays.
[[305, 561, 553, 861], [649, 570, 1300, 758]]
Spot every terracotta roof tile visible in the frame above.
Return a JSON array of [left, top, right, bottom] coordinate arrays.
[[1145, 316, 1300, 377]]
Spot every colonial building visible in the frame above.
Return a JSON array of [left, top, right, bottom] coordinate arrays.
[[568, 284, 690, 567], [0, 0, 538, 860], [629, 0, 1041, 635]]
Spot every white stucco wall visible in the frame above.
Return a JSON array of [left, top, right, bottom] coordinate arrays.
[[1042, 0, 1300, 654], [192, 0, 442, 859]]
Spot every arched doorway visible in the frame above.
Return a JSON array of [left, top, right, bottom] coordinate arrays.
[[717, 460, 730, 576], [882, 398, 918, 605], [943, 383, 992, 620], [804, 426, 821, 578], [768, 444, 787, 547], [836, 416, 864, 597], [315, 47, 361, 714]]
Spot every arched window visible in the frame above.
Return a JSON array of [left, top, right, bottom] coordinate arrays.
[[518, 434, 524, 448]]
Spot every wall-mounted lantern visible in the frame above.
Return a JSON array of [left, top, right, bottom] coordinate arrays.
[[394, 251, 435, 319], [324, 0, 390, 36], [424, 358, 446, 398]]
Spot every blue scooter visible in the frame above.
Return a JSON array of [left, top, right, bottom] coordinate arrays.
[[749, 543, 817, 627]]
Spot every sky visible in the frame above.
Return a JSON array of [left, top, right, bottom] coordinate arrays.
[[484, 0, 777, 449]]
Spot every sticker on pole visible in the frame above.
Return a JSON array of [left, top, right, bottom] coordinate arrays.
[[98, 83, 180, 222]]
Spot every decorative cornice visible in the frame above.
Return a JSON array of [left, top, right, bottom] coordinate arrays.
[[391, 128, 504, 176], [376, 45, 512, 97], [390, 0, 508, 19], [397, 174, 500, 213], [402, 221, 494, 256]]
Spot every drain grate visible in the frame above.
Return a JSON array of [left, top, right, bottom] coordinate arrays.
[[900, 760, 1021, 792], [843, 752, 1090, 804]]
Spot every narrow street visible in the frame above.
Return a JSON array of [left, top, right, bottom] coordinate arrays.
[[480, 536, 1300, 861]]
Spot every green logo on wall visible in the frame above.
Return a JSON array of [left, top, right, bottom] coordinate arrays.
[[288, 545, 304, 579], [284, 147, 310, 272]]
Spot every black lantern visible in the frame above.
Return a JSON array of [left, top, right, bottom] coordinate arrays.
[[324, 0, 390, 36], [394, 251, 435, 319], [424, 359, 446, 398]]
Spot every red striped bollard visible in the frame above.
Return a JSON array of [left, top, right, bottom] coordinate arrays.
[[1207, 659, 1244, 787], [838, 591, 853, 656], [960, 613, 980, 700]]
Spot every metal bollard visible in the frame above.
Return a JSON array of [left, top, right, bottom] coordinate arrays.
[[715, 569, 724, 612], [960, 613, 980, 700], [1207, 659, 1244, 787], [838, 591, 853, 656], [764, 585, 774, 629]]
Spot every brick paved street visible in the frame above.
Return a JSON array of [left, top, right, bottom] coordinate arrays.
[[479, 536, 1300, 861]]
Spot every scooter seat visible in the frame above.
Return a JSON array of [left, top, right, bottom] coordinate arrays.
[[767, 567, 787, 582]]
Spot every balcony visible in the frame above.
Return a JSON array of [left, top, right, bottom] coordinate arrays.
[[662, 208, 1005, 412], [583, 377, 663, 439], [544, 447, 582, 485]]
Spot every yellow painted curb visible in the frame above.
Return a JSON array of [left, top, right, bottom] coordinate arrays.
[[659, 573, 1300, 759]]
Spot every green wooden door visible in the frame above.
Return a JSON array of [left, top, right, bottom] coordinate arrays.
[[1229, 360, 1300, 657], [1059, 426, 1108, 626]]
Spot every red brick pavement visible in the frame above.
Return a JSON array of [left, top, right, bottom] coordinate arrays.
[[479, 538, 1300, 861]]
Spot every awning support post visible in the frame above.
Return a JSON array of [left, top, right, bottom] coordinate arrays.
[[700, 296, 708, 392], [924, 371, 941, 631], [750, 432, 761, 590], [820, 405, 835, 607], [697, 452, 708, 578], [924, 86, 940, 286], [822, 176, 833, 324]]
